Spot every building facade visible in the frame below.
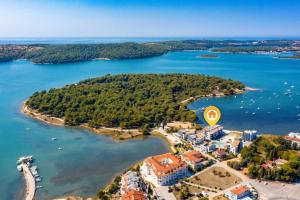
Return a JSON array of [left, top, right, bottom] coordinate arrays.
[[140, 153, 188, 186]]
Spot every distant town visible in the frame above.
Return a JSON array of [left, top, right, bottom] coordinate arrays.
[[97, 122, 300, 200]]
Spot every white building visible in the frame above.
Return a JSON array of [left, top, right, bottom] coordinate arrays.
[[140, 153, 188, 186], [182, 150, 205, 170], [225, 185, 251, 200], [242, 130, 257, 141], [203, 125, 223, 140], [288, 132, 300, 139], [121, 171, 145, 195], [229, 140, 242, 155]]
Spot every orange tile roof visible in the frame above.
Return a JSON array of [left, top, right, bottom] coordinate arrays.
[[230, 185, 249, 196], [123, 190, 146, 200], [183, 150, 204, 164], [144, 153, 187, 177]]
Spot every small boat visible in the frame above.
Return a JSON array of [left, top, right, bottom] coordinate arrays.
[[51, 137, 57, 141], [58, 147, 63, 150], [257, 107, 261, 110], [17, 165, 23, 172], [36, 177, 42, 182], [26, 127, 31, 131], [277, 107, 281, 110], [252, 112, 256, 115], [284, 82, 288, 85], [296, 105, 299, 109], [240, 106, 244, 109], [36, 185, 43, 189]]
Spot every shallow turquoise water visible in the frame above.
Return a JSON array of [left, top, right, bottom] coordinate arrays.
[[0, 50, 299, 199]]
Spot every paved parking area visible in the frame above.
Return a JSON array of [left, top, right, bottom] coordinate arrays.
[[250, 180, 300, 200]]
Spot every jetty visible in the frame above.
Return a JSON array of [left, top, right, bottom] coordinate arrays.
[[21, 163, 36, 200], [17, 156, 37, 200]]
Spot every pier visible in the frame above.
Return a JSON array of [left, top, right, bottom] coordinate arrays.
[[21, 163, 36, 200]]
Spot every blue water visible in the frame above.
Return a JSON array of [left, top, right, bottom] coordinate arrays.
[[0, 50, 299, 200]]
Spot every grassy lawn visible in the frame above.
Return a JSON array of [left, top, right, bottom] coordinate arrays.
[[189, 166, 241, 190]]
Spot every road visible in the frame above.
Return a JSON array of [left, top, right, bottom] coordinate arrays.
[[155, 127, 182, 146], [154, 186, 176, 200]]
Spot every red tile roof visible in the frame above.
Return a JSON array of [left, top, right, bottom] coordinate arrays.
[[183, 150, 204, 164], [123, 190, 146, 200], [144, 153, 187, 177], [230, 185, 249, 196]]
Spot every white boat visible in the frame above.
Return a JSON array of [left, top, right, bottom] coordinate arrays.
[[17, 165, 23, 172], [36, 177, 42, 182], [252, 112, 256, 115], [17, 156, 33, 164], [58, 147, 63, 150], [36, 185, 43, 189], [284, 82, 288, 85], [51, 137, 57, 141], [240, 106, 244, 109], [257, 107, 261, 110]]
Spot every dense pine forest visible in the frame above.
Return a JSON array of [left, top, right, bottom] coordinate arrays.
[[26, 74, 244, 129], [1, 40, 299, 63]]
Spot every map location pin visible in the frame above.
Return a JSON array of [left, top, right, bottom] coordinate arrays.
[[204, 106, 221, 126]]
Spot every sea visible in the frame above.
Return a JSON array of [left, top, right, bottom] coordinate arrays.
[[0, 38, 299, 200]]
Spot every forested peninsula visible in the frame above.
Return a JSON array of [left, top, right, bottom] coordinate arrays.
[[1, 39, 300, 64], [24, 74, 244, 133]]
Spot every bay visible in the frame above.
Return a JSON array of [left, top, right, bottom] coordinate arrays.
[[0, 49, 299, 199]]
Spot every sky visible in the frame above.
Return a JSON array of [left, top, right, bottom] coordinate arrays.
[[0, 0, 299, 38]]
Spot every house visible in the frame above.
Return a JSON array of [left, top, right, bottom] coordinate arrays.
[[121, 171, 145, 195], [288, 132, 300, 139], [122, 190, 146, 200], [195, 132, 205, 144], [199, 142, 216, 153], [121, 171, 147, 200], [229, 140, 242, 155], [225, 185, 251, 200], [213, 149, 228, 159], [285, 132, 300, 149], [182, 150, 205, 170], [274, 158, 288, 166], [140, 153, 188, 186], [242, 130, 257, 141], [203, 125, 223, 140]]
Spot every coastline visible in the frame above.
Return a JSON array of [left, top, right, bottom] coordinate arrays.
[[21, 87, 249, 141], [21, 102, 144, 140]]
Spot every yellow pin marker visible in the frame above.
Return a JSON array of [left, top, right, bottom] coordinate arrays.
[[203, 106, 221, 126]]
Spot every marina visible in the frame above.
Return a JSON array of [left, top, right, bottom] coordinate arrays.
[[16, 156, 41, 200]]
